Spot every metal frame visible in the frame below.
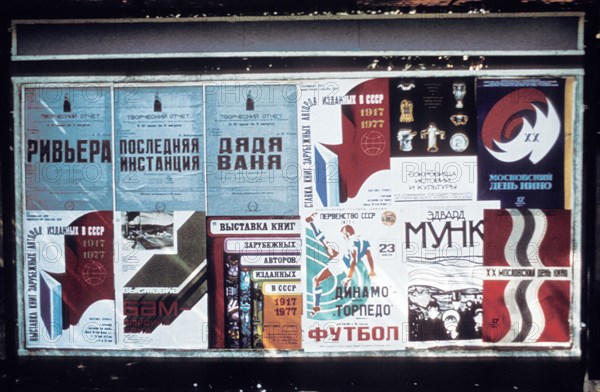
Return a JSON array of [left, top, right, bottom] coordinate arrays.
[[11, 13, 585, 61]]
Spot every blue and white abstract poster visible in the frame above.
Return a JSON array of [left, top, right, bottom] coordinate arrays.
[[24, 87, 113, 211], [205, 83, 298, 216], [115, 86, 204, 212]]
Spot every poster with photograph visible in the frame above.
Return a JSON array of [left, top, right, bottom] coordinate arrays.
[[113, 86, 208, 349], [388, 78, 476, 158], [205, 84, 298, 216], [298, 77, 495, 351], [389, 78, 478, 202], [115, 86, 204, 212], [23, 87, 113, 211], [115, 211, 208, 349], [402, 200, 499, 345]]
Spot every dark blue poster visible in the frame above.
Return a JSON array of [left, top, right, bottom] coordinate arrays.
[[476, 78, 567, 209]]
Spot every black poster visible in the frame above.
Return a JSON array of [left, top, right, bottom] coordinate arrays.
[[389, 78, 477, 157]]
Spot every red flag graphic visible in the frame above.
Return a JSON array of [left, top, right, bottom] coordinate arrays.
[[483, 209, 571, 343], [324, 78, 390, 203], [50, 211, 114, 327]]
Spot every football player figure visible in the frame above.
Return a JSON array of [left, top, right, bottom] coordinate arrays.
[[305, 213, 376, 316]]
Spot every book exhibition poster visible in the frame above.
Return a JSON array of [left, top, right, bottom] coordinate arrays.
[[19, 76, 576, 353]]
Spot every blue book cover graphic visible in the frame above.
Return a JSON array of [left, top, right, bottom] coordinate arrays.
[[205, 84, 298, 216], [24, 87, 113, 211], [115, 86, 204, 212], [39, 271, 63, 340], [239, 269, 252, 348], [314, 143, 340, 207]]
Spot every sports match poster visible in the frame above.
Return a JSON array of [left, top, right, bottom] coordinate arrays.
[[301, 209, 405, 352]]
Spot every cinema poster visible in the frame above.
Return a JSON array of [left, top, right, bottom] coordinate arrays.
[[23, 210, 116, 348], [23, 87, 113, 211], [477, 78, 573, 209], [114, 86, 204, 212], [482, 209, 572, 346], [205, 84, 299, 216]]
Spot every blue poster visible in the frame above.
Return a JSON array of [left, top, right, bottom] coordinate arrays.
[[24, 87, 113, 211], [115, 86, 204, 212], [205, 84, 298, 216], [477, 78, 566, 209]]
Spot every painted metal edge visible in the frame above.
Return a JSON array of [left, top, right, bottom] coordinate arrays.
[[13, 81, 26, 353], [10, 12, 586, 25], [10, 68, 586, 86], [11, 50, 586, 62], [10, 13, 584, 60]]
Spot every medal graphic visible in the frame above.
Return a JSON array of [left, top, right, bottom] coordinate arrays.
[[449, 132, 469, 152], [399, 99, 414, 123], [452, 82, 466, 109], [397, 129, 417, 152], [381, 210, 397, 226], [247, 201, 259, 212], [420, 123, 446, 153]]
